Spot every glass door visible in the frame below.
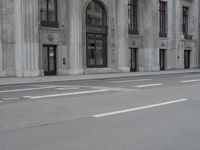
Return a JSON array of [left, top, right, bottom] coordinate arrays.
[[43, 45, 57, 75], [130, 48, 137, 72], [160, 49, 166, 70], [87, 34, 107, 68], [184, 50, 191, 69], [86, 1, 107, 68]]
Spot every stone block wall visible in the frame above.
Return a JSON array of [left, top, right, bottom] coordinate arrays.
[[0, 0, 199, 77]]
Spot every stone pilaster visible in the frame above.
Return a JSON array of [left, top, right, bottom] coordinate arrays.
[[198, 0, 200, 68], [142, 0, 159, 71], [116, 0, 129, 72], [174, 0, 182, 69], [193, 0, 199, 68], [68, 0, 83, 74], [0, 1, 2, 72], [15, 0, 23, 77], [197, 0, 200, 68], [14, 0, 39, 77], [166, 0, 176, 70]]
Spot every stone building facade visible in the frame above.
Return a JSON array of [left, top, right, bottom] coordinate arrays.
[[0, 0, 199, 77]]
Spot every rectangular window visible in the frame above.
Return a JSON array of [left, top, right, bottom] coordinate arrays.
[[159, 1, 167, 37], [40, 0, 58, 28], [128, 0, 138, 35], [183, 7, 189, 36], [183, 7, 192, 40]]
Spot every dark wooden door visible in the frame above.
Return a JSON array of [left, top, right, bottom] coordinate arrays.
[[160, 49, 166, 70], [87, 34, 107, 68], [184, 50, 190, 69], [43, 45, 57, 76], [130, 48, 137, 72]]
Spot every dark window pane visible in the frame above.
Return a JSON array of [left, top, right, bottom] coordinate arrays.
[[40, 0, 47, 21], [40, 0, 58, 28], [43, 46, 48, 71], [49, 47, 55, 71], [183, 7, 189, 36], [159, 1, 167, 37], [128, 0, 138, 35], [86, 1, 105, 26], [87, 35, 104, 66], [48, 0, 56, 22]]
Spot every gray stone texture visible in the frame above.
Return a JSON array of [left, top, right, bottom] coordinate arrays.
[[0, 0, 199, 77]]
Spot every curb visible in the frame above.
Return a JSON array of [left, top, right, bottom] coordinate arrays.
[[0, 70, 200, 86]]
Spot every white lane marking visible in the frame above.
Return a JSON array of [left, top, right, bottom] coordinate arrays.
[[0, 101, 3, 103], [183, 75, 200, 78], [1, 97, 21, 101], [93, 99, 189, 118], [0, 86, 56, 93], [135, 83, 163, 88], [110, 79, 152, 84], [0, 85, 24, 88], [23, 89, 109, 99], [180, 79, 200, 83], [55, 87, 80, 90]]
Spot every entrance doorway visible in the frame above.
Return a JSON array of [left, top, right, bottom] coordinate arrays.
[[43, 45, 57, 75], [159, 49, 166, 70], [86, 0, 107, 68], [184, 50, 191, 69], [87, 34, 107, 67], [130, 48, 137, 72]]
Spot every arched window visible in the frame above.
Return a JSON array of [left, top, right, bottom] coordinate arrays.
[[40, 0, 58, 28], [86, 1, 107, 68], [86, 1, 107, 27]]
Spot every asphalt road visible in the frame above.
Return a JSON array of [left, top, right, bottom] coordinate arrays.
[[0, 72, 200, 150]]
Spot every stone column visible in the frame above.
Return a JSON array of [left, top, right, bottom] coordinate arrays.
[[142, 0, 159, 71], [0, 1, 3, 73], [116, 0, 130, 72], [166, 0, 176, 70], [197, 0, 200, 68], [14, 0, 23, 77], [199, 0, 200, 68], [174, 0, 182, 69], [14, 0, 40, 77], [68, 0, 83, 74], [192, 0, 199, 68]]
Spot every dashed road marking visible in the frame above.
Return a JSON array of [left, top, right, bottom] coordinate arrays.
[[55, 87, 80, 90], [23, 89, 110, 99], [93, 98, 189, 118], [180, 79, 200, 83], [183, 75, 200, 78], [135, 83, 163, 88], [1, 97, 21, 101], [0, 86, 56, 93], [110, 79, 152, 84]]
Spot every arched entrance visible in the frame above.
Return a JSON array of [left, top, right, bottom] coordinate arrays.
[[86, 0, 107, 68]]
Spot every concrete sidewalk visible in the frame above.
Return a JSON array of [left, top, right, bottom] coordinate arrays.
[[0, 69, 200, 86]]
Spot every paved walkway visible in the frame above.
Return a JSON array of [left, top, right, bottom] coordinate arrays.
[[0, 69, 200, 86]]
